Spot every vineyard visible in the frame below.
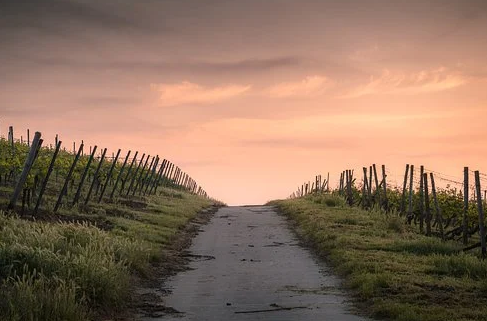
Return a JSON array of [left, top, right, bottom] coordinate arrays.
[[274, 164, 487, 320], [291, 164, 487, 254], [0, 126, 209, 216], [0, 125, 216, 321]]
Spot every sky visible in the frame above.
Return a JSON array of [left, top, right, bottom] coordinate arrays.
[[1, 0, 487, 205]]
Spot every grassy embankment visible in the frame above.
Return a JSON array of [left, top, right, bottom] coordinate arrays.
[[270, 194, 487, 321], [0, 188, 215, 321]]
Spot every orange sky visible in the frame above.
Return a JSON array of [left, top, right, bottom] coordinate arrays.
[[1, 0, 487, 204]]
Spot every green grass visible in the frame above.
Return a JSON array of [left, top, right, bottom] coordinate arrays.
[[270, 194, 487, 321], [0, 187, 214, 321]]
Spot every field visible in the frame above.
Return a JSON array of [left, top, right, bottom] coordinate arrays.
[[271, 194, 487, 321], [0, 132, 216, 320]]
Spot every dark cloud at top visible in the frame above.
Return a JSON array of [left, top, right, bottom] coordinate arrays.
[[1, 0, 149, 32], [1, 0, 487, 121]]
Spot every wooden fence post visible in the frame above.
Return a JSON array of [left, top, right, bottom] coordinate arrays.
[[419, 165, 424, 233], [34, 141, 61, 215], [400, 164, 410, 215], [8, 132, 42, 210], [368, 166, 373, 202], [346, 170, 353, 206], [362, 167, 368, 208], [126, 153, 146, 195], [72, 145, 98, 206], [430, 173, 444, 240], [373, 164, 381, 208], [9, 126, 14, 156], [142, 156, 159, 195], [339, 172, 344, 194], [165, 163, 175, 187], [151, 159, 167, 195], [173, 167, 179, 185], [475, 171, 486, 258], [133, 156, 152, 195], [424, 173, 431, 236], [119, 151, 138, 195], [326, 172, 330, 192], [85, 148, 107, 205], [98, 148, 121, 202], [110, 150, 131, 200], [407, 165, 415, 222], [381, 165, 388, 211], [54, 143, 83, 212], [165, 162, 173, 181], [463, 167, 469, 245]]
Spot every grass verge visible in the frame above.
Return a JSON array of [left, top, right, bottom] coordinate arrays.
[[0, 187, 216, 321], [270, 193, 487, 321]]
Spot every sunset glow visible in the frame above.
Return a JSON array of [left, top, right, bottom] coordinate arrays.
[[1, 0, 487, 204]]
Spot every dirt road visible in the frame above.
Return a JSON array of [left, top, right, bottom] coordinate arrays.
[[145, 206, 367, 321]]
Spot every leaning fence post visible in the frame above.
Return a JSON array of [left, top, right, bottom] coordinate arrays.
[[475, 171, 486, 258], [140, 156, 158, 195], [72, 145, 97, 206], [54, 143, 83, 212], [373, 164, 381, 208], [8, 132, 42, 210], [34, 141, 61, 215], [152, 160, 168, 195], [142, 156, 159, 195], [98, 149, 121, 202], [85, 148, 107, 205], [400, 164, 410, 215], [127, 153, 146, 195], [119, 151, 138, 195], [362, 167, 368, 208], [110, 150, 131, 200], [132, 155, 152, 195]]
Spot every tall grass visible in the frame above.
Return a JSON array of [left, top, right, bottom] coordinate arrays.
[[0, 212, 154, 320]]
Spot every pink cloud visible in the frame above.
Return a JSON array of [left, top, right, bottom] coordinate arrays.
[[151, 81, 251, 106], [342, 67, 467, 98], [266, 75, 334, 98]]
